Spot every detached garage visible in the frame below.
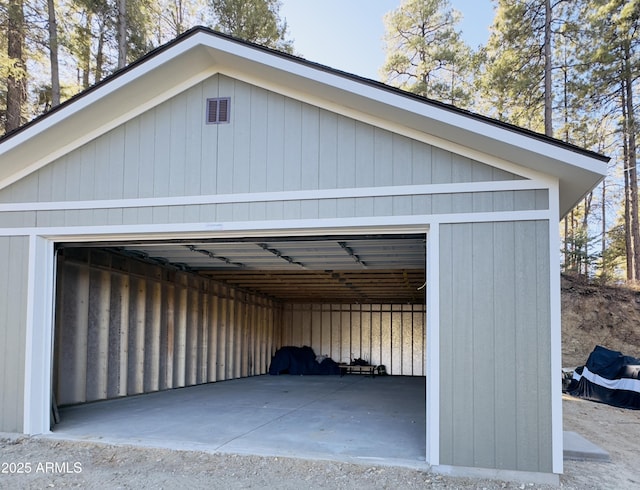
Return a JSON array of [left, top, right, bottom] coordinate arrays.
[[0, 27, 606, 483]]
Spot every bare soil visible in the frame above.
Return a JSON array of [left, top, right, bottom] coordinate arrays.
[[561, 274, 640, 367], [2, 404, 639, 490], [1, 274, 639, 489]]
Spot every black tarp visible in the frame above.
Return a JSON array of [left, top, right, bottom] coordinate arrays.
[[567, 345, 640, 409], [268, 346, 340, 375]]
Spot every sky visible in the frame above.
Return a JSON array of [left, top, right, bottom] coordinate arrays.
[[279, 0, 495, 80]]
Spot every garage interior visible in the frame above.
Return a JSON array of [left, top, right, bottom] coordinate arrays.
[[51, 233, 428, 463]]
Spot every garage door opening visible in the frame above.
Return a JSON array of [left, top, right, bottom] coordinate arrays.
[[50, 233, 427, 463]]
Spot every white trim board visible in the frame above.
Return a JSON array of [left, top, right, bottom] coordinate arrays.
[[0, 180, 547, 213], [23, 236, 56, 435], [548, 181, 563, 475], [0, 209, 554, 240], [21, 219, 434, 435], [426, 223, 440, 465]]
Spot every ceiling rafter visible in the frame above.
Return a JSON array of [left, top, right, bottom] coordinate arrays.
[[257, 243, 306, 268], [185, 245, 245, 268], [338, 241, 367, 268]]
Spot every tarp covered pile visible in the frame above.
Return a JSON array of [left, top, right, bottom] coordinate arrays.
[[268, 346, 341, 375], [567, 345, 640, 409]]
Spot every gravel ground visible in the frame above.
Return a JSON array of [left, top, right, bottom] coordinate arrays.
[[1, 395, 637, 489]]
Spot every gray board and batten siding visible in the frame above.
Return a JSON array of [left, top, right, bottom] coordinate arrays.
[[0, 74, 545, 229], [439, 220, 552, 473], [0, 236, 29, 432]]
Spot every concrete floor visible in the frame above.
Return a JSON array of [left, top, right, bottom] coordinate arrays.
[[52, 375, 427, 468]]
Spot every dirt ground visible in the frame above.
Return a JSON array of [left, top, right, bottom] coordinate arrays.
[[1, 274, 639, 489], [561, 274, 640, 368], [1, 396, 639, 490]]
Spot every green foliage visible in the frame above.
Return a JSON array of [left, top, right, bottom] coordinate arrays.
[[563, 224, 602, 275], [477, 0, 550, 131], [600, 221, 628, 281], [209, 0, 292, 52], [380, 0, 473, 107]]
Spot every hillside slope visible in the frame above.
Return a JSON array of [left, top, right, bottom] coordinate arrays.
[[562, 274, 640, 367]]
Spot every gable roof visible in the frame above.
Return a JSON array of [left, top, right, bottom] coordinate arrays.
[[0, 26, 607, 216]]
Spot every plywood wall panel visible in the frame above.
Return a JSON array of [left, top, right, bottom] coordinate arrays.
[[86, 269, 110, 402], [129, 277, 147, 395], [216, 291, 228, 382], [56, 263, 89, 405], [402, 308, 414, 375], [145, 280, 162, 393], [55, 251, 281, 406], [161, 282, 175, 391], [281, 303, 426, 375], [108, 273, 129, 398], [206, 290, 218, 382]]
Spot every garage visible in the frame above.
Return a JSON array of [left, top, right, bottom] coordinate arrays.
[[0, 26, 607, 483], [50, 234, 427, 463], [54, 235, 426, 395]]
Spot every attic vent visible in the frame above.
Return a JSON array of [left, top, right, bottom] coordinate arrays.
[[206, 97, 231, 124]]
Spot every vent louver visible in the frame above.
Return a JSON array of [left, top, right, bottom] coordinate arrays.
[[206, 97, 231, 124]]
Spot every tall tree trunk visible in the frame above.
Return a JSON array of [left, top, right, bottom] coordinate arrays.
[[80, 14, 92, 89], [117, 0, 127, 69], [544, 0, 553, 136], [564, 216, 569, 273], [623, 118, 633, 280], [582, 194, 593, 276], [47, 0, 61, 108], [5, 0, 26, 133], [623, 42, 640, 282], [95, 24, 106, 83], [601, 179, 606, 278], [172, 0, 185, 36], [570, 209, 576, 273]]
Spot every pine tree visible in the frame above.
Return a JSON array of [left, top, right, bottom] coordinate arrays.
[[578, 0, 640, 282], [479, 0, 554, 132], [47, 0, 60, 108], [4, 0, 27, 133], [209, 0, 292, 52], [380, 0, 473, 107]]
